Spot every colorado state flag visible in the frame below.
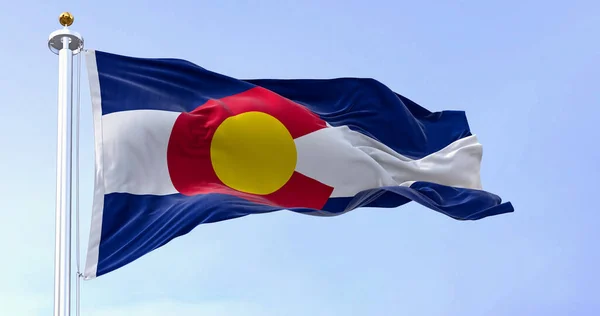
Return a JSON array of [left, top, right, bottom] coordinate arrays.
[[83, 50, 513, 279]]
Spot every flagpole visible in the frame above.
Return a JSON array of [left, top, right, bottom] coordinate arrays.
[[48, 12, 83, 316]]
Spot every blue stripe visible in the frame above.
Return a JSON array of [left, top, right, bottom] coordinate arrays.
[[96, 185, 513, 277], [322, 182, 514, 220], [94, 50, 470, 159], [95, 51, 254, 115]]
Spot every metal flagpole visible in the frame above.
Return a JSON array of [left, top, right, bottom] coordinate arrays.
[[48, 12, 84, 316]]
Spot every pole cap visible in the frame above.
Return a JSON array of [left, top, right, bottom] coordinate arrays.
[[59, 12, 74, 27], [48, 12, 84, 55]]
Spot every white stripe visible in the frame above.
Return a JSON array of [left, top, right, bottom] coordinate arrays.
[[95, 109, 482, 201], [294, 125, 482, 198], [83, 50, 103, 279], [102, 110, 180, 195]]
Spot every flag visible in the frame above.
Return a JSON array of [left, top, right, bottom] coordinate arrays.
[[83, 50, 513, 279]]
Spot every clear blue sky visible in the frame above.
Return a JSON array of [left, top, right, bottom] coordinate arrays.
[[1, 0, 598, 315]]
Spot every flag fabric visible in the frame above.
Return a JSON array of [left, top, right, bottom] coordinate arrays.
[[83, 50, 513, 279]]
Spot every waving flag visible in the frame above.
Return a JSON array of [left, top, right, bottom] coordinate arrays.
[[83, 50, 513, 279]]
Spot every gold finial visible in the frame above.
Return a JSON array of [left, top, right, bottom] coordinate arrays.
[[59, 12, 74, 27]]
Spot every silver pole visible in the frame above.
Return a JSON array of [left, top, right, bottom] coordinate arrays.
[[48, 12, 84, 316]]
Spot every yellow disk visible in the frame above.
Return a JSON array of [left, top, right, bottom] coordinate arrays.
[[210, 111, 297, 195]]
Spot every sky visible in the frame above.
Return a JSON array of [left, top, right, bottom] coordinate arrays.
[[0, 0, 598, 315]]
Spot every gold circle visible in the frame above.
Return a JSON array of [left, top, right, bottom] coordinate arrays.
[[59, 12, 74, 27], [210, 112, 297, 195]]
